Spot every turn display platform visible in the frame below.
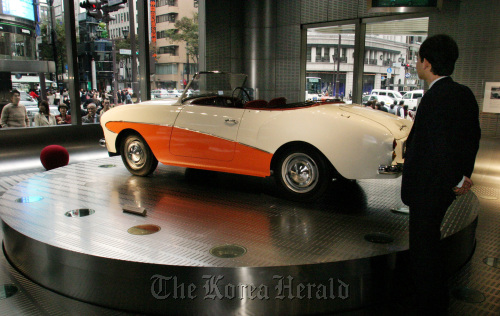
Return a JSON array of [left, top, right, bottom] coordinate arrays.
[[0, 157, 478, 315]]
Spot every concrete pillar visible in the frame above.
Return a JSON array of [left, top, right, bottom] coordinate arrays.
[[243, 0, 276, 101]]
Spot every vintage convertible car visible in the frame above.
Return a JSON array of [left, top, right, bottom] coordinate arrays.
[[100, 71, 411, 200]]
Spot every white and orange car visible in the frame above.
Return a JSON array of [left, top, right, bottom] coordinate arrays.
[[100, 71, 411, 200]]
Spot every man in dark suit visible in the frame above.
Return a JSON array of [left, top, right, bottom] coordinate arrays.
[[401, 34, 481, 314]]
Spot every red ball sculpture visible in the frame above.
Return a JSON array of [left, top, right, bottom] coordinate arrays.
[[40, 145, 69, 170]]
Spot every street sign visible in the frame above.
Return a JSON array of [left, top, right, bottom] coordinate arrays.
[[119, 49, 131, 55], [387, 68, 392, 73], [405, 73, 411, 78]]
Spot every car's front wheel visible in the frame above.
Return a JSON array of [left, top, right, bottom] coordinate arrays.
[[121, 133, 158, 176], [274, 147, 331, 201]]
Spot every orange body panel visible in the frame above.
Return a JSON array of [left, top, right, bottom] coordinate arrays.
[[170, 128, 236, 161], [105, 121, 273, 177]]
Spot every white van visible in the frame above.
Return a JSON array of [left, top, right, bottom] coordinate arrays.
[[402, 89, 424, 110], [370, 89, 403, 102]]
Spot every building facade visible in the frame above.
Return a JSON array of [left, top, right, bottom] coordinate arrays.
[[107, 0, 199, 90], [306, 31, 422, 97]]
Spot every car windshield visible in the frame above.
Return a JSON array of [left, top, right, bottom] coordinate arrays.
[[392, 91, 403, 99], [183, 72, 248, 100]]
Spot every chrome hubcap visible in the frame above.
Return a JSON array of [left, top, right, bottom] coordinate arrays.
[[282, 153, 318, 193], [126, 140, 146, 169]]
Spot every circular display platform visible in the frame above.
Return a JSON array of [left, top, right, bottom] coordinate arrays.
[[0, 157, 479, 315]]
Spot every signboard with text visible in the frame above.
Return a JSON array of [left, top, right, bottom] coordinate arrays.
[[0, 0, 35, 21]]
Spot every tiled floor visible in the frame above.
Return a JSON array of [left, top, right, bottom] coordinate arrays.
[[0, 138, 498, 315]]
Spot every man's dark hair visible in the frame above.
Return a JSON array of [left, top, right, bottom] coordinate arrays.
[[418, 34, 459, 76], [11, 89, 20, 96]]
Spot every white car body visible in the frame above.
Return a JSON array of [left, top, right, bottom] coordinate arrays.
[[151, 89, 172, 99], [100, 72, 411, 200], [370, 89, 403, 103], [402, 89, 424, 110], [19, 91, 38, 107]]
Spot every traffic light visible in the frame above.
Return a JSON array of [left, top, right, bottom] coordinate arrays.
[[81, 0, 126, 22], [80, 0, 103, 20], [102, 0, 126, 14], [404, 63, 410, 70], [102, 0, 126, 23], [79, 0, 97, 10]]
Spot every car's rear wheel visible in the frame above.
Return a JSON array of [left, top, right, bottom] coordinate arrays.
[[274, 147, 331, 201], [121, 133, 158, 176]]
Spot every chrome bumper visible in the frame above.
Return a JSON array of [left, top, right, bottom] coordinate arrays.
[[378, 163, 403, 175]]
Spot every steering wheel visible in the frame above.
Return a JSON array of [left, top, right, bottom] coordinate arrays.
[[231, 87, 252, 106]]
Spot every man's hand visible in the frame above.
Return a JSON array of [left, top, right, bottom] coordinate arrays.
[[453, 176, 473, 196]]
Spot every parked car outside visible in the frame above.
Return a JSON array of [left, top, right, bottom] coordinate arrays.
[[368, 95, 396, 108], [370, 89, 403, 103], [100, 71, 411, 201], [19, 91, 38, 107], [151, 89, 171, 99], [167, 90, 182, 98], [401, 89, 424, 110], [177, 89, 194, 98], [362, 95, 370, 105]]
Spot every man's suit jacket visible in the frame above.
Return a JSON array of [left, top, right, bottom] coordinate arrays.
[[401, 77, 481, 207]]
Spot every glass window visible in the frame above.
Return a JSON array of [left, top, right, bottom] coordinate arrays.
[[156, 63, 178, 75], [366, 18, 428, 94], [305, 17, 428, 105]]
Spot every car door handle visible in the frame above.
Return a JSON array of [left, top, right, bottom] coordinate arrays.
[[225, 119, 238, 125]]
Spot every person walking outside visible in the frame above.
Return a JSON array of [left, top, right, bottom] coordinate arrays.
[[1, 89, 29, 128]]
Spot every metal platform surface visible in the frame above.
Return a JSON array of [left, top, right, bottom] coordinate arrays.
[[0, 156, 479, 315]]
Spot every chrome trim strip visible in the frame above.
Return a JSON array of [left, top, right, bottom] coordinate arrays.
[[378, 164, 403, 175], [172, 126, 272, 154], [105, 121, 173, 131]]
